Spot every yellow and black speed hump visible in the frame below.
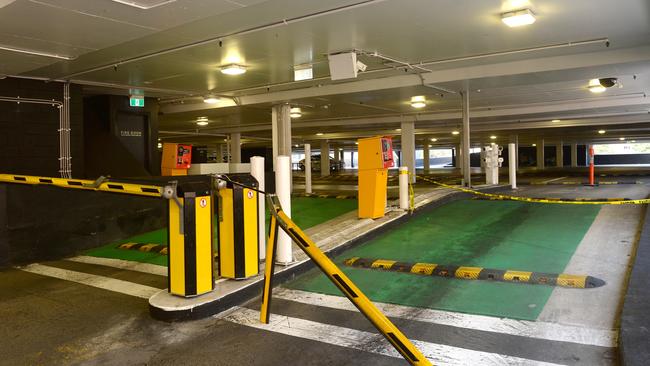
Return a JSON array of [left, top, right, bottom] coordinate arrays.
[[168, 181, 214, 297], [217, 174, 260, 280], [261, 194, 432, 366]]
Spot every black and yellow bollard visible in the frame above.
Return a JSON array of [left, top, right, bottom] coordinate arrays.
[[167, 181, 215, 297], [217, 174, 260, 279]]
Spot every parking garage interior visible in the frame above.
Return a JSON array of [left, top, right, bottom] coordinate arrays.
[[1, 1, 650, 365]]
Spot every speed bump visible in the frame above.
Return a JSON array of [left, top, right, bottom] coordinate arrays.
[[344, 257, 605, 289]]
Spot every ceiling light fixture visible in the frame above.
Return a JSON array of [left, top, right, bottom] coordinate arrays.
[[551, 119, 561, 123], [220, 64, 247, 75], [501, 8, 536, 27], [196, 121, 209, 126], [490, 135, 497, 140], [410, 95, 426, 108], [111, 0, 176, 10], [196, 116, 208, 122], [395, 128, 401, 132], [619, 137, 626, 141], [0, 44, 76, 60], [316, 132, 324, 136], [588, 78, 607, 93], [203, 96, 220, 104], [631, 140, 637, 143], [452, 131, 460, 135], [290, 107, 302, 118], [598, 130, 606, 134], [532, 143, 537, 147], [294, 64, 313, 81], [430, 138, 437, 142]]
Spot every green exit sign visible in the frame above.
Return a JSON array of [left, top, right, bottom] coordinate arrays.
[[129, 96, 144, 107]]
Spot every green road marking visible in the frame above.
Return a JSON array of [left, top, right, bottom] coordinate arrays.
[[85, 197, 357, 266], [285, 199, 600, 320]]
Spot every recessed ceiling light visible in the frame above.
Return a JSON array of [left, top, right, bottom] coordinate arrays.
[[631, 140, 637, 143], [290, 107, 302, 118], [203, 96, 219, 104], [588, 78, 607, 93], [551, 119, 561, 123], [430, 138, 437, 142], [501, 8, 536, 27], [452, 131, 460, 135], [220, 64, 247, 75], [196, 121, 209, 126], [294, 144, 299, 147], [490, 135, 497, 140], [598, 130, 606, 134], [532, 143, 537, 147], [619, 137, 626, 141], [410, 95, 426, 108], [316, 132, 324, 136], [111, 0, 176, 10]]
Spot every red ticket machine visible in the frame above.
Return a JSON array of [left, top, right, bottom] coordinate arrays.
[[161, 143, 192, 176]]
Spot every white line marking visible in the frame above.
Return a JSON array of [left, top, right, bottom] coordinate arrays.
[[540, 176, 568, 184], [67, 255, 168, 277], [20, 264, 160, 299], [274, 288, 617, 348], [224, 307, 565, 366]]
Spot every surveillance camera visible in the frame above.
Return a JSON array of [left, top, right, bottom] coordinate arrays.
[[599, 77, 618, 88], [356, 60, 367, 72]]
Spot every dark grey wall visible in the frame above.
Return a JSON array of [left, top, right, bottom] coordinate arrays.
[[595, 154, 650, 165], [0, 77, 84, 177]]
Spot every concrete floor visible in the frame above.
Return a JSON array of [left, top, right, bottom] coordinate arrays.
[[1, 174, 647, 365]]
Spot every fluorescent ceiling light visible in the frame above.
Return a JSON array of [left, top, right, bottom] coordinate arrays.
[[196, 121, 209, 126], [110, 0, 176, 10], [410, 95, 426, 108], [551, 119, 561, 123], [0, 44, 76, 60], [619, 137, 626, 141], [203, 96, 219, 104], [598, 130, 606, 134], [316, 132, 324, 136], [294, 65, 313, 81], [290, 107, 302, 118], [532, 143, 537, 147], [395, 128, 401, 132], [490, 135, 497, 140], [588, 78, 606, 93], [501, 8, 536, 27], [430, 138, 437, 142], [452, 131, 460, 135], [220, 64, 247, 75], [196, 116, 208, 122]]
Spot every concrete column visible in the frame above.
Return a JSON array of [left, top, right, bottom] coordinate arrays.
[[332, 146, 340, 172], [508, 143, 517, 189], [461, 90, 471, 186], [320, 140, 330, 177], [556, 141, 564, 167], [480, 145, 486, 168], [509, 134, 519, 171], [423, 144, 430, 173], [219, 143, 226, 163], [536, 138, 545, 170], [401, 120, 416, 183], [230, 132, 241, 163], [570, 143, 578, 167], [304, 143, 312, 194], [454, 143, 463, 171], [272, 104, 291, 170]]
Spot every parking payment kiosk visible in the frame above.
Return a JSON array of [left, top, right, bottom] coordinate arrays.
[[162, 143, 192, 176], [358, 136, 394, 219]]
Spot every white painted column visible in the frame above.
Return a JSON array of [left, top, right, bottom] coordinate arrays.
[[401, 120, 416, 183], [250, 156, 266, 260], [304, 143, 312, 194], [571, 143, 578, 167], [508, 143, 517, 189], [219, 143, 226, 163], [454, 143, 463, 172], [272, 104, 291, 171], [423, 144, 430, 173], [230, 132, 241, 164], [275, 156, 293, 264], [320, 140, 330, 177], [509, 134, 519, 172], [556, 141, 564, 168], [399, 167, 409, 210], [536, 138, 545, 170], [461, 90, 471, 186]]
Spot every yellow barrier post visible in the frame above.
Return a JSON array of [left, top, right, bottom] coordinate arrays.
[[260, 194, 432, 366]]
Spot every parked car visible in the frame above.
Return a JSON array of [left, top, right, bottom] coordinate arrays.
[[299, 154, 344, 172]]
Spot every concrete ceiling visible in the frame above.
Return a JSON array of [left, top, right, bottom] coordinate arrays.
[[2, 0, 650, 146]]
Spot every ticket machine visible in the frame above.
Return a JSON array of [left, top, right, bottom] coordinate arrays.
[[161, 143, 192, 176], [358, 136, 394, 219]]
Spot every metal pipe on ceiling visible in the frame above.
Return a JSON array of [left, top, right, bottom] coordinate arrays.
[[56, 0, 390, 80]]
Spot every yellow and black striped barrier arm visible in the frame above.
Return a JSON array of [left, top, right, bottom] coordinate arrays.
[[344, 257, 606, 289], [417, 175, 650, 205], [0, 174, 163, 197], [261, 194, 432, 366]]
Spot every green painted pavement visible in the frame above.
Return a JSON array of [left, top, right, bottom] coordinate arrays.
[[285, 199, 600, 320], [84, 197, 357, 266]]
